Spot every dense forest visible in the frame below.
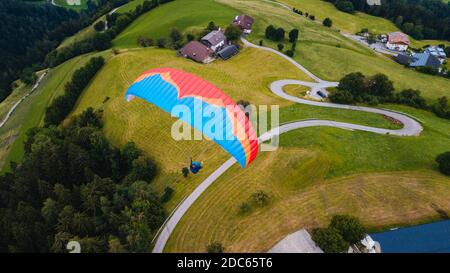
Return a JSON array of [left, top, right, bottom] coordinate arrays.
[[0, 107, 166, 252], [326, 0, 450, 40], [0, 0, 128, 102]]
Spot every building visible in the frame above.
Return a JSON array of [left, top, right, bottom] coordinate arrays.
[[201, 29, 226, 52], [179, 41, 214, 63], [409, 53, 441, 70], [348, 235, 382, 253], [424, 46, 447, 64], [232, 14, 254, 34], [217, 44, 239, 60], [268, 229, 323, 253], [396, 52, 441, 71], [386, 31, 410, 51]]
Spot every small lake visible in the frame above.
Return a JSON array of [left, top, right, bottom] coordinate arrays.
[[370, 220, 450, 253]]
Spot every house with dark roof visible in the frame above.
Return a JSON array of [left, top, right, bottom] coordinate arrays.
[[232, 14, 254, 34], [217, 44, 239, 60], [201, 29, 226, 52], [179, 41, 214, 64], [424, 46, 447, 64], [396, 52, 441, 71]]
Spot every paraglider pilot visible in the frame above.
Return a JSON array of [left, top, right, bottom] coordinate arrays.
[[190, 158, 203, 174]]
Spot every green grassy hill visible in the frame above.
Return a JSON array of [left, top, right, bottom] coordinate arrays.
[[218, 0, 450, 101], [2, 0, 449, 253], [0, 51, 108, 172], [112, 0, 240, 48]]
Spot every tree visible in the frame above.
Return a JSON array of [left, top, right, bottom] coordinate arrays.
[[337, 72, 366, 97], [335, 0, 354, 13], [323, 17, 333, 27], [127, 156, 158, 182], [20, 67, 37, 85], [186, 33, 195, 42], [329, 215, 366, 245], [277, 43, 285, 51], [169, 28, 183, 49], [207, 242, 224, 253], [367, 73, 394, 98], [94, 21, 105, 32], [265, 25, 276, 40], [329, 89, 354, 104], [395, 89, 427, 109], [156, 38, 167, 48], [436, 152, 450, 176], [206, 21, 218, 31], [288, 29, 299, 43], [160, 186, 174, 203], [312, 228, 349, 253], [224, 25, 241, 42], [275, 27, 285, 41]]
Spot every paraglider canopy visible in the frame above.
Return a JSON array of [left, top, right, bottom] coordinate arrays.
[[125, 68, 259, 168]]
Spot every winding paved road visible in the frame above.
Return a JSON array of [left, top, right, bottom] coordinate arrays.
[[152, 38, 423, 253]]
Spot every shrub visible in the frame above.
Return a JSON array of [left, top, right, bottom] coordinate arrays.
[[156, 38, 167, 48], [160, 187, 174, 203], [323, 17, 332, 27], [94, 21, 105, 32], [182, 167, 189, 178], [436, 152, 450, 176], [207, 242, 224, 253], [285, 49, 294, 57], [239, 202, 251, 215], [329, 89, 354, 104], [395, 89, 427, 109], [251, 191, 270, 207], [277, 43, 285, 51]]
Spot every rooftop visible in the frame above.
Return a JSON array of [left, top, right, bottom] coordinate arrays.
[[201, 29, 226, 47], [388, 31, 410, 45]]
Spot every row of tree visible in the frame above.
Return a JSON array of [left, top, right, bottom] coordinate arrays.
[[325, 0, 450, 40], [0, 107, 165, 252], [329, 72, 450, 120], [44, 56, 105, 126], [0, 0, 129, 102]]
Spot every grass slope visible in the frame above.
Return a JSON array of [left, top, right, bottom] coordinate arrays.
[[0, 52, 107, 172], [112, 0, 240, 48], [218, 0, 450, 101]]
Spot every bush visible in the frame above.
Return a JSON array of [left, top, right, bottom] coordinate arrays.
[[436, 152, 450, 176], [239, 202, 251, 215], [323, 17, 332, 27], [329, 215, 366, 245], [285, 49, 294, 57], [277, 44, 285, 51], [251, 191, 270, 207], [207, 242, 224, 253], [329, 89, 354, 104], [312, 228, 349, 253], [288, 29, 299, 43], [156, 38, 167, 48], [335, 0, 354, 13], [395, 89, 427, 109], [160, 187, 174, 203], [265, 25, 285, 41]]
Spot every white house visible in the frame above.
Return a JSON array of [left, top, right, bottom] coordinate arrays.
[[424, 46, 447, 64], [201, 29, 226, 52], [386, 31, 410, 51]]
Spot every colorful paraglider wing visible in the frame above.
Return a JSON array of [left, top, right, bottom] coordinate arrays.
[[125, 68, 258, 168]]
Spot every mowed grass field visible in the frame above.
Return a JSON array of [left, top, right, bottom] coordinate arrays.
[[217, 0, 450, 101], [0, 52, 108, 172], [112, 0, 240, 48], [70, 46, 410, 211], [166, 104, 450, 252]]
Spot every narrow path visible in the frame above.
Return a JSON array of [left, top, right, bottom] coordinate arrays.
[[152, 37, 423, 253], [0, 72, 47, 129]]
